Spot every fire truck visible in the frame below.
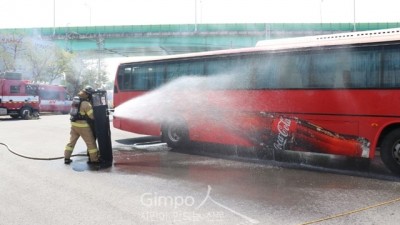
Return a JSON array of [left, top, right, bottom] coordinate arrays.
[[0, 74, 40, 119], [37, 84, 72, 114]]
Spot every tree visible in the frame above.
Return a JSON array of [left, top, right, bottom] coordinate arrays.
[[78, 58, 109, 89], [23, 38, 62, 83], [0, 32, 110, 95], [0, 33, 25, 72], [63, 56, 109, 95], [63, 56, 86, 95], [45, 47, 74, 84]]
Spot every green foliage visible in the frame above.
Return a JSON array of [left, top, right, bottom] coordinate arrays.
[[0, 33, 109, 96]]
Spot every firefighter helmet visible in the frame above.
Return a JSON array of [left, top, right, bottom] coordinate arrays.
[[83, 86, 94, 94]]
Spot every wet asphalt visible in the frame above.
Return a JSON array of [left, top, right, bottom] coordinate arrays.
[[1, 114, 400, 225]]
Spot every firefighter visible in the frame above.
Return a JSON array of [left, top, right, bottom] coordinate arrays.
[[64, 86, 99, 164]]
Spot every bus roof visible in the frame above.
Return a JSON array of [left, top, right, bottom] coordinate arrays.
[[255, 27, 400, 49], [119, 27, 400, 65]]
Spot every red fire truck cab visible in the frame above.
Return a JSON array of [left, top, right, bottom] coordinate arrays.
[[0, 78, 40, 119]]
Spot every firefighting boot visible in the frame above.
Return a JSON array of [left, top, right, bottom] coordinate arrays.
[[64, 150, 73, 164], [87, 152, 100, 164]]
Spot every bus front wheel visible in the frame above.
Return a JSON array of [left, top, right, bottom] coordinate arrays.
[[380, 128, 400, 175], [161, 119, 189, 149]]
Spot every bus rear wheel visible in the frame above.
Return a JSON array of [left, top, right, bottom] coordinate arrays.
[[161, 119, 189, 149], [380, 128, 400, 175]]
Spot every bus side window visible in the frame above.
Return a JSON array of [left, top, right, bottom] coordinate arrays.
[[343, 70, 352, 88], [334, 70, 352, 88], [166, 63, 180, 81], [277, 54, 304, 89], [297, 53, 311, 89], [351, 48, 381, 88], [205, 58, 226, 76], [119, 66, 132, 90], [132, 67, 148, 90], [178, 61, 189, 77], [310, 52, 335, 88], [255, 55, 279, 89], [231, 55, 255, 89], [188, 60, 204, 76], [116, 67, 124, 90], [382, 46, 400, 88], [205, 57, 233, 89], [147, 67, 156, 90], [333, 50, 352, 88], [154, 64, 165, 87]]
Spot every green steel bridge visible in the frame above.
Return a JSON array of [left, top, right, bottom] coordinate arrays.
[[1, 23, 400, 57]]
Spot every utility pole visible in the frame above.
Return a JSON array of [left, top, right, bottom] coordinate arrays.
[[84, 3, 92, 26], [320, 0, 323, 24], [353, 0, 356, 31], [53, 0, 56, 36], [194, 0, 198, 32]]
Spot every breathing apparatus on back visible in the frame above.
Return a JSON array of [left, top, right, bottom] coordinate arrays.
[[69, 96, 81, 118], [69, 86, 94, 122]]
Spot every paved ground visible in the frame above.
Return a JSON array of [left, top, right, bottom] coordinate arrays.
[[1, 114, 400, 225]]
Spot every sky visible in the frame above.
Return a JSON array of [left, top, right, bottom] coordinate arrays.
[[0, 0, 399, 29]]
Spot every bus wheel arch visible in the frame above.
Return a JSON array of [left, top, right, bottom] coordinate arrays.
[[161, 117, 190, 149], [376, 124, 400, 148], [380, 128, 400, 175]]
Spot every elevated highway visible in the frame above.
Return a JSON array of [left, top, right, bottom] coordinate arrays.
[[1, 23, 400, 57]]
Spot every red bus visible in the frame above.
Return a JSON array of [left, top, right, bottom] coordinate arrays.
[[37, 84, 72, 114], [113, 28, 400, 175]]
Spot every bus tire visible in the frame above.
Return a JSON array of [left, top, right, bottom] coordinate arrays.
[[20, 107, 32, 120], [380, 128, 400, 175], [161, 119, 189, 149]]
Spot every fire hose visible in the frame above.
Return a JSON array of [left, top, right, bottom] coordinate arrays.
[[0, 142, 86, 160]]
